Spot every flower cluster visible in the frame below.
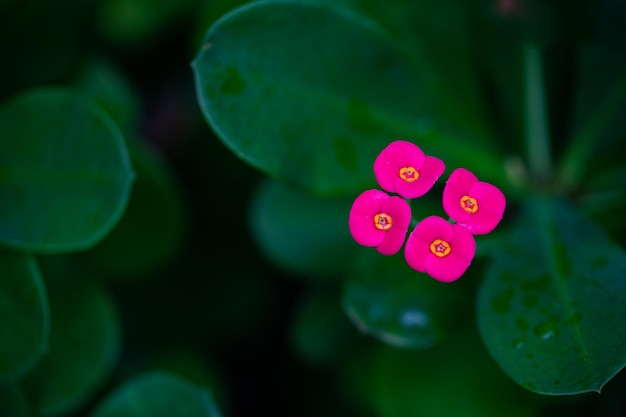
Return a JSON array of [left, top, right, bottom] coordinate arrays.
[[349, 140, 506, 282]]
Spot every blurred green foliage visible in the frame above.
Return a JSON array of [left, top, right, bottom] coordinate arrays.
[[1, 0, 626, 417]]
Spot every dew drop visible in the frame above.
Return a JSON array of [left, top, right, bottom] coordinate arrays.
[[399, 309, 430, 329], [533, 315, 560, 340], [512, 338, 526, 349]]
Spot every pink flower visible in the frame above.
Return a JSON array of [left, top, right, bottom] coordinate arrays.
[[349, 189, 411, 255], [373, 140, 445, 199], [404, 216, 476, 282], [442, 168, 506, 235]]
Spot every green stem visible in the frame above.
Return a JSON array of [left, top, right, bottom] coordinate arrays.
[[524, 45, 552, 183], [558, 72, 626, 189]]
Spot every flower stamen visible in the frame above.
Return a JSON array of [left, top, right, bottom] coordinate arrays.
[[399, 166, 419, 183], [374, 213, 393, 231], [430, 239, 451, 257], [460, 195, 478, 214]]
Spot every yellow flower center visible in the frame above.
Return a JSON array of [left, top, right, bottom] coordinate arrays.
[[460, 195, 478, 214], [374, 213, 392, 231], [399, 166, 419, 182], [430, 239, 451, 258]]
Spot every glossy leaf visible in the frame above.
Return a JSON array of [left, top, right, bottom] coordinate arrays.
[[0, 87, 134, 253], [78, 138, 186, 280], [248, 178, 359, 279], [0, 252, 49, 381], [290, 290, 356, 365], [91, 371, 222, 417], [368, 325, 540, 417], [352, 0, 496, 149], [342, 252, 470, 349], [124, 349, 230, 415], [24, 258, 121, 416], [75, 56, 141, 131], [477, 198, 626, 394], [192, 1, 504, 196], [0, 385, 33, 417]]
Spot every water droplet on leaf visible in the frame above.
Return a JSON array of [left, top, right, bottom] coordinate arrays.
[[533, 315, 560, 340]]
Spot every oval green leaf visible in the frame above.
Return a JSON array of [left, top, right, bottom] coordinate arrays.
[[343, 253, 470, 349], [0, 252, 49, 382], [91, 371, 222, 417], [23, 258, 121, 416], [477, 198, 626, 394], [0, 87, 134, 253], [290, 290, 356, 365], [248, 178, 359, 279], [192, 1, 503, 196], [75, 56, 141, 131], [368, 325, 540, 417], [0, 385, 34, 417]]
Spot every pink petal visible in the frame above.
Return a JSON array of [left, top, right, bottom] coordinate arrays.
[[424, 226, 475, 282], [348, 190, 388, 247], [424, 253, 471, 283], [374, 140, 426, 194], [404, 216, 452, 272], [442, 168, 478, 222], [447, 168, 478, 191], [456, 182, 506, 235], [404, 228, 429, 272], [449, 224, 476, 262], [470, 182, 506, 217], [376, 196, 411, 255], [420, 156, 446, 180], [394, 155, 445, 199], [382, 196, 412, 229], [412, 216, 454, 243], [350, 189, 388, 215], [459, 212, 502, 235], [349, 213, 385, 247], [377, 223, 407, 255]]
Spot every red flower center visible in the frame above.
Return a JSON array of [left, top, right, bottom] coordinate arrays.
[[460, 195, 478, 214], [429, 239, 451, 257], [374, 213, 393, 231], [399, 166, 419, 183]]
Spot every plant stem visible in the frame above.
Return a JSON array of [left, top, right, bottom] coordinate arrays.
[[524, 44, 552, 183]]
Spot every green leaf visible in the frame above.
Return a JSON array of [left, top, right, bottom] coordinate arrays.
[[192, 1, 504, 196], [0, 252, 49, 381], [0, 385, 34, 417], [368, 325, 540, 417], [75, 55, 141, 131], [477, 198, 626, 394], [91, 371, 223, 417], [122, 349, 230, 415], [78, 138, 186, 281], [248, 178, 359, 279], [290, 289, 356, 365], [0, 87, 134, 253], [23, 257, 121, 416], [342, 252, 471, 349], [353, 0, 496, 147]]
